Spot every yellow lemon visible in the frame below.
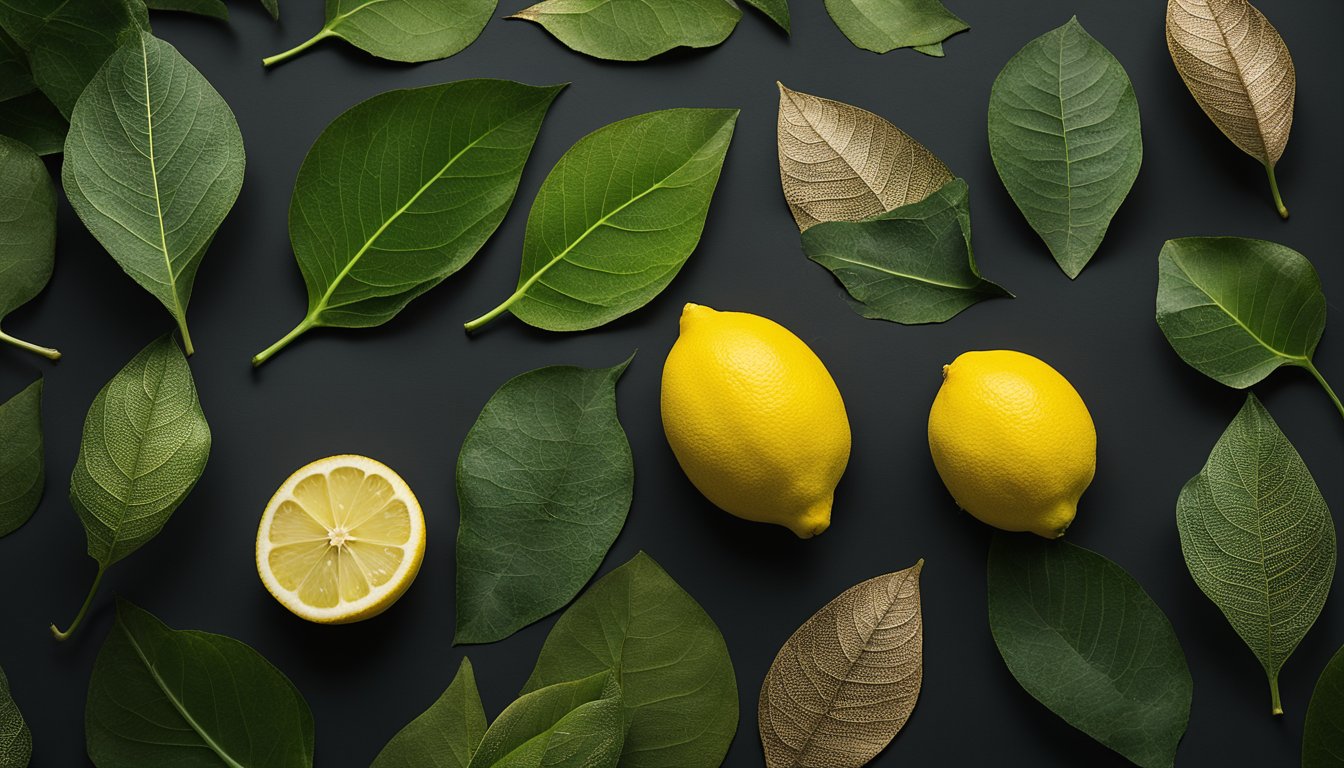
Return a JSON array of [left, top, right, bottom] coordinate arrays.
[[661, 303, 850, 538], [928, 350, 1095, 538], [256, 455, 425, 623]]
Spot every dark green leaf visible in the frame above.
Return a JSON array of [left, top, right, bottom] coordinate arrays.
[[824, 0, 968, 55], [0, 379, 42, 538], [524, 552, 737, 768], [86, 600, 313, 767], [742, 0, 789, 32], [145, 0, 228, 20], [802, 177, 1010, 324], [0, 91, 65, 156], [988, 17, 1141, 278], [0, 135, 58, 359], [988, 534, 1192, 768], [465, 108, 738, 332], [263, 0, 494, 66], [1177, 394, 1334, 714], [63, 32, 245, 355], [260, 0, 278, 20], [510, 0, 740, 61], [455, 358, 633, 644], [470, 672, 623, 768], [0, 664, 30, 767], [1304, 645, 1344, 767], [373, 658, 487, 768], [0, 27, 33, 101]]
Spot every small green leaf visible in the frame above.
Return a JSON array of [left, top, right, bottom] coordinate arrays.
[[263, 0, 494, 66], [1177, 394, 1334, 715], [0, 379, 42, 538], [510, 0, 741, 61], [0, 91, 66, 156], [988, 17, 1141, 278], [824, 0, 968, 55], [802, 177, 1011, 324], [524, 552, 738, 768], [470, 672, 623, 768], [260, 0, 279, 20], [465, 108, 738, 333], [373, 658, 487, 768], [1304, 645, 1344, 767], [86, 600, 314, 767], [988, 534, 1192, 768], [0, 135, 58, 360], [0, 27, 34, 101], [0, 663, 31, 767], [455, 357, 633, 644], [742, 0, 789, 32], [145, 0, 229, 20]]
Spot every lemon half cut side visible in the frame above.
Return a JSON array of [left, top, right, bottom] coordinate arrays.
[[256, 454, 426, 624]]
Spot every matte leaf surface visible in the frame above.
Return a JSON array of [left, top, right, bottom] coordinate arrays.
[[455, 358, 633, 644], [802, 178, 1010, 324], [469, 672, 623, 768], [145, 0, 229, 20], [1176, 394, 1334, 714], [523, 552, 738, 768], [510, 0, 740, 61], [373, 658, 487, 768], [63, 32, 245, 355], [465, 108, 737, 332], [0, 28, 33, 101], [988, 535, 1192, 768], [824, 0, 967, 55], [0, 135, 58, 359], [988, 17, 1141, 278], [1304, 645, 1344, 767], [0, 664, 30, 767], [86, 600, 314, 767], [0, 92, 65, 156], [263, 0, 495, 66], [777, 83, 952, 231], [759, 561, 923, 768], [742, 0, 789, 32], [260, 0, 278, 19], [0, 379, 42, 537]]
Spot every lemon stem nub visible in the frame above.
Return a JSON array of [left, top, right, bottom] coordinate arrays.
[[51, 563, 106, 641]]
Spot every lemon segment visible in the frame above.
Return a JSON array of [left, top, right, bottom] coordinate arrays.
[[256, 455, 425, 623]]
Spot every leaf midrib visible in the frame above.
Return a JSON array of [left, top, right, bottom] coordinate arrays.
[[820, 252, 979, 290], [1170, 255, 1309, 365], [139, 35, 186, 325], [1199, 0, 1273, 160]]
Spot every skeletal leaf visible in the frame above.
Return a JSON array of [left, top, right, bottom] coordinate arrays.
[[0, 663, 30, 767]]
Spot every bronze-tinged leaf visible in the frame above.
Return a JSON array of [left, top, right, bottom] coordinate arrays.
[[758, 560, 924, 768], [777, 83, 951, 231], [1165, 0, 1295, 218]]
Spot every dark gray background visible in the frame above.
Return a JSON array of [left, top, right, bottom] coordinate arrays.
[[2, 0, 1341, 765]]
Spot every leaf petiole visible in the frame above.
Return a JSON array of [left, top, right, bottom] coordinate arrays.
[[252, 316, 316, 367], [1265, 164, 1288, 220], [463, 291, 522, 333], [1270, 673, 1283, 716], [1305, 361, 1344, 421], [262, 28, 334, 68], [0, 328, 60, 360], [51, 563, 107, 641]]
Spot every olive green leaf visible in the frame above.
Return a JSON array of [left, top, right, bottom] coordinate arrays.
[[373, 658, 487, 768], [0, 28, 33, 101], [759, 561, 923, 768], [1177, 394, 1334, 715], [470, 672, 623, 768], [988, 17, 1141, 278], [0, 91, 65, 156], [0, 664, 30, 768], [1155, 237, 1341, 419], [510, 0, 740, 61], [0, 136, 58, 360], [455, 358, 633, 645], [0, 379, 42, 538], [465, 108, 738, 333], [253, 80, 563, 366], [1166, 0, 1295, 218], [824, 0, 967, 56], [51, 336, 211, 641], [145, 0, 228, 20], [524, 552, 737, 768], [86, 600, 313, 767], [742, 0, 789, 33], [263, 0, 495, 66], [802, 177, 1010, 324], [260, 0, 278, 20], [777, 83, 952, 231], [1304, 645, 1344, 767], [988, 534, 1192, 768]]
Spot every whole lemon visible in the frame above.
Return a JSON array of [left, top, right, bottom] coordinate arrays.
[[927, 350, 1095, 538], [661, 303, 850, 538]]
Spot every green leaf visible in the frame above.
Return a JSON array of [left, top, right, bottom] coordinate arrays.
[[0, 91, 66, 156], [742, 0, 789, 33], [51, 335, 210, 641], [465, 108, 738, 333], [824, 0, 968, 55], [86, 600, 314, 767], [0, 135, 58, 360], [260, 0, 279, 20], [253, 80, 562, 366], [455, 358, 634, 644], [263, 0, 495, 66], [1304, 645, 1344, 767], [988, 17, 1141, 278], [63, 32, 245, 355], [470, 672, 623, 768], [145, 0, 228, 20], [0, 379, 42, 538], [523, 552, 737, 768], [801, 177, 1011, 324], [0, 27, 33, 101], [510, 0, 741, 61], [0, 664, 31, 767], [1176, 394, 1335, 715], [373, 658, 487, 768], [987, 534, 1192, 768]]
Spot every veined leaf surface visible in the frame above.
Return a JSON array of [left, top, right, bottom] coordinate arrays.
[[0, 379, 42, 537], [263, 0, 495, 66], [510, 0, 741, 61], [469, 672, 623, 768], [372, 658, 487, 768], [0, 27, 33, 101], [824, 0, 968, 56], [0, 664, 30, 767], [0, 135, 58, 359]]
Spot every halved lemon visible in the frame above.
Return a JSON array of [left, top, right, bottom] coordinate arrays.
[[256, 455, 425, 624]]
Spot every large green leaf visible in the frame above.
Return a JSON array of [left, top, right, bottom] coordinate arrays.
[[253, 80, 562, 366], [63, 32, 245, 355], [0, 135, 57, 359], [263, 0, 495, 66], [0, 379, 42, 538], [742, 0, 789, 32], [510, 0, 741, 61], [373, 658, 487, 768], [145, 0, 228, 20], [824, 0, 968, 56], [1304, 645, 1344, 767], [523, 552, 737, 768], [0, 664, 30, 767], [86, 600, 313, 767], [801, 178, 1010, 324], [455, 358, 633, 644], [987, 534, 1192, 768], [0, 91, 65, 156], [465, 108, 737, 332], [1177, 394, 1334, 714], [470, 672, 623, 768], [988, 17, 1141, 278], [0, 27, 33, 101]]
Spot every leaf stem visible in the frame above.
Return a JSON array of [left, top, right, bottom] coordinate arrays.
[[51, 563, 107, 641], [177, 317, 195, 357], [252, 316, 315, 366], [0, 328, 61, 360], [463, 290, 523, 333], [1269, 673, 1283, 716], [1265, 164, 1288, 220], [262, 28, 333, 68], [1305, 361, 1344, 422]]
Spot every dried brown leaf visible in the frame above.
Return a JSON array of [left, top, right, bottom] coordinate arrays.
[[758, 560, 924, 768]]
